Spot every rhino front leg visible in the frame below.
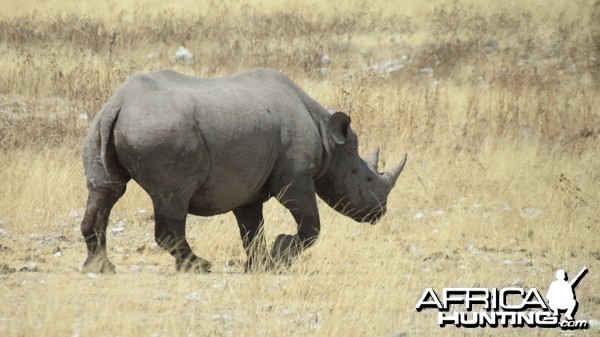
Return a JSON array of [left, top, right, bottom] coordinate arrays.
[[233, 201, 269, 272], [152, 196, 211, 273], [271, 176, 321, 267]]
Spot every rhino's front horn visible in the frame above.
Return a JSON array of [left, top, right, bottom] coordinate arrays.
[[383, 153, 408, 187], [364, 147, 380, 172]]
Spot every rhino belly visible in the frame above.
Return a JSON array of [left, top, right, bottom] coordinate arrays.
[[187, 176, 270, 216]]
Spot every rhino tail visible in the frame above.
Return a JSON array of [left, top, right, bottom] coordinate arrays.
[[98, 100, 121, 173]]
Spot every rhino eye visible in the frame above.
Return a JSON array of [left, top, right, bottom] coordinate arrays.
[[366, 177, 372, 182]]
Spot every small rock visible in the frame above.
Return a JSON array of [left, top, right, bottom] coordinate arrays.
[[260, 304, 274, 312], [281, 308, 296, 316], [147, 265, 159, 272], [136, 209, 147, 215], [54, 250, 63, 257], [382, 331, 406, 337], [432, 210, 445, 217], [502, 260, 513, 265], [154, 291, 171, 301], [467, 244, 477, 253], [0, 228, 8, 237], [20, 262, 38, 272], [419, 67, 434, 74], [87, 273, 99, 279], [516, 258, 532, 265], [175, 46, 193, 64], [69, 210, 80, 219], [41, 236, 57, 245], [414, 212, 424, 219], [129, 265, 141, 273], [112, 227, 125, 234], [588, 319, 600, 330], [184, 292, 202, 302], [520, 207, 542, 220], [321, 54, 331, 65]]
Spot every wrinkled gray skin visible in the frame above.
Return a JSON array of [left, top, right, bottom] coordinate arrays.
[[80, 68, 407, 273]]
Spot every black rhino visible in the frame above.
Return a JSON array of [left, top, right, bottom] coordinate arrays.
[[80, 68, 407, 273]]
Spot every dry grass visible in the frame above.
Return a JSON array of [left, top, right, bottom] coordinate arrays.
[[0, 0, 599, 336]]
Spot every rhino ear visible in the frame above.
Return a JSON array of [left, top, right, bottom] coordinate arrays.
[[328, 112, 351, 145]]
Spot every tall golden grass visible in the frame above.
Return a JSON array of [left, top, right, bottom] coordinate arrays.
[[0, 0, 599, 336]]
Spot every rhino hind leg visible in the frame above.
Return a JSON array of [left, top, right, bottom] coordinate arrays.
[[81, 184, 126, 273], [233, 201, 270, 272], [152, 198, 211, 273]]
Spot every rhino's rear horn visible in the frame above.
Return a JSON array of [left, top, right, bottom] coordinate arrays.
[[364, 147, 380, 172], [383, 153, 408, 187]]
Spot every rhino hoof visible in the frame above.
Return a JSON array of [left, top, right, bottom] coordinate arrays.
[[271, 234, 297, 267], [82, 257, 116, 274], [176, 257, 212, 273]]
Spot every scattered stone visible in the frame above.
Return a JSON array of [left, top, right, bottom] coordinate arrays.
[[432, 210, 445, 216], [129, 265, 141, 273], [111, 227, 125, 234], [184, 292, 202, 302], [87, 272, 99, 279], [153, 291, 171, 301], [42, 236, 58, 245], [147, 265, 159, 272], [20, 262, 38, 272], [382, 331, 406, 337], [54, 249, 63, 258], [0, 228, 8, 237], [520, 207, 542, 220], [69, 210, 80, 219], [414, 212, 424, 219], [320, 54, 331, 65], [589, 319, 600, 330], [502, 260, 513, 265], [211, 311, 234, 324], [517, 258, 533, 265], [281, 308, 296, 316], [303, 312, 320, 331], [175, 46, 193, 64], [136, 209, 147, 215], [467, 244, 477, 253], [0, 263, 15, 274], [419, 67, 434, 74], [260, 304, 274, 312]]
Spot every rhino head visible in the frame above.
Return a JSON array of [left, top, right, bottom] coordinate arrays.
[[315, 111, 407, 224]]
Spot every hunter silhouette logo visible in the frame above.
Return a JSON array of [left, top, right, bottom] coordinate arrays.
[[416, 267, 589, 330], [546, 267, 587, 321]]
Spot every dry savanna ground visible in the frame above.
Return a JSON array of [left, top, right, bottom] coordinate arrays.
[[0, 0, 599, 336]]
